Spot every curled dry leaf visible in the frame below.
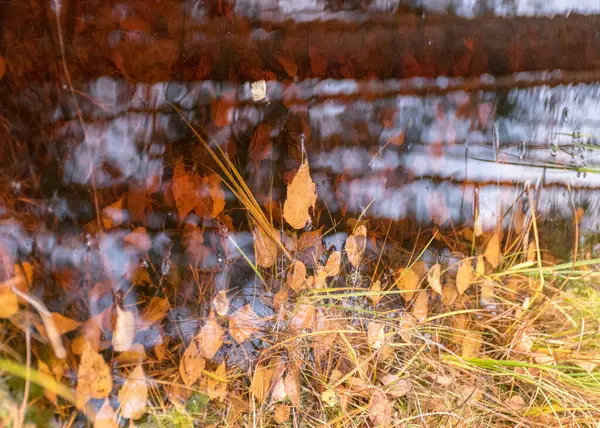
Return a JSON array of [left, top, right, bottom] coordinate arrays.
[[283, 161, 318, 229], [197, 312, 224, 359], [484, 232, 502, 268], [253, 225, 280, 268], [117, 364, 148, 420], [367, 322, 385, 350], [369, 390, 393, 428], [456, 259, 473, 295], [396, 267, 420, 302], [179, 338, 206, 386], [229, 304, 264, 344], [287, 260, 307, 293], [321, 389, 338, 407], [76, 340, 113, 410], [427, 263, 442, 295], [212, 290, 230, 316], [273, 403, 290, 424], [94, 399, 118, 428], [380, 374, 410, 398], [324, 251, 341, 277], [412, 291, 429, 323], [346, 225, 367, 268], [113, 306, 135, 352]]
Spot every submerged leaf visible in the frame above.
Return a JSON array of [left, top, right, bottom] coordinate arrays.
[[197, 312, 224, 359], [283, 161, 318, 229], [117, 365, 148, 420], [287, 260, 307, 293], [253, 225, 280, 268], [229, 304, 263, 344], [76, 340, 112, 410], [179, 338, 206, 386], [138, 297, 169, 329]]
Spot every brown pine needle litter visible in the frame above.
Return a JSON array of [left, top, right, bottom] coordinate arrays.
[[0, 117, 600, 428]]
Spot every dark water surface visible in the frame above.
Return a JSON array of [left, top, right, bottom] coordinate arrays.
[[1, 0, 600, 416]]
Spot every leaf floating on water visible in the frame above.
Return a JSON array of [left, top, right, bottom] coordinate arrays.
[[197, 312, 224, 359], [283, 161, 318, 229], [94, 399, 118, 428], [346, 225, 367, 268], [172, 158, 202, 220], [253, 225, 280, 268], [367, 322, 385, 350], [229, 304, 263, 344], [456, 259, 473, 295], [395, 267, 420, 302], [427, 263, 442, 295], [179, 338, 205, 387], [117, 364, 148, 420], [212, 290, 230, 317], [273, 403, 291, 423], [484, 232, 502, 268], [412, 291, 429, 323], [251, 80, 267, 102], [368, 390, 393, 428], [138, 297, 169, 329], [287, 260, 307, 293], [113, 306, 135, 352], [324, 251, 341, 277], [76, 340, 112, 410]]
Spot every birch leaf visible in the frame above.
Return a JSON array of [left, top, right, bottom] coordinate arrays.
[[283, 161, 317, 229], [287, 260, 307, 293], [396, 267, 420, 302], [113, 306, 135, 352], [346, 225, 367, 268], [253, 225, 279, 268], [368, 322, 385, 350], [76, 340, 112, 410], [456, 259, 473, 295], [229, 304, 263, 344], [179, 338, 205, 386], [412, 291, 429, 323], [117, 364, 148, 420], [484, 232, 502, 268], [427, 263, 442, 295], [197, 312, 224, 359]]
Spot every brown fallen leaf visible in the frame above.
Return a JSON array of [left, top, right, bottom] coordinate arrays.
[[229, 304, 264, 344], [207, 173, 225, 218], [94, 399, 118, 428], [396, 267, 420, 302], [76, 340, 113, 410], [507, 395, 526, 411], [0, 282, 18, 318], [125, 227, 152, 253], [456, 259, 473, 295], [380, 374, 410, 398], [101, 198, 126, 229], [462, 331, 482, 358], [179, 338, 206, 386], [369, 280, 382, 305], [115, 344, 146, 365], [113, 306, 135, 352], [253, 225, 280, 268], [324, 251, 341, 277], [251, 362, 273, 404], [484, 232, 502, 268], [117, 364, 148, 420], [442, 282, 459, 306], [172, 159, 202, 220], [205, 361, 227, 401], [287, 260, 307, 293], [427, 263, 442, 295], [346, 225, 367, 268], [197, 312, 224, 359], [284, 364, 301, 407], [283, 161, 318, 229], [367, 322, 386, 350], [273, 287, 289, 308], [290, 303, 315, 330], [51, 313, 81, 335], [273, 403, 290, 423], [276, 55, 298, 78], [296, 227, 323, 267], [412, 291, 429, 323], [212, 290, 230, 316], [138, 297, 169, 329], [369, 390, 393, 428]]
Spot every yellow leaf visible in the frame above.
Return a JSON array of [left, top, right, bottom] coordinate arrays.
[[368, 390, 392, 428], [462, 331, 482, 358], [484, 232, 502, 268], [229, 304, 263, 344], [396, 267, 420, 302], [117, 365, 148, 420], [253, 225, 280, 268], [51, 313, 81, 335], [138, 297, 169, 329], [283, 161, 318, 229], [321, 389, 338, 407], [273, 403, 290, 423], [526, 240, 536, 263], [476, 255, 485, 275], [324, 251, 341, 277], [284, 364, 301, 407], [94, 399, 118, 428], [346, 225, 367, 268], [179, 338, 206, 386], [367, 322, 385, 350], [207, 173, 225, 218], [456, 259, 472, 295], [205, 362, 227, 401], [442, 283, 458, 306], [0, 283, 18, 318], [369, 280, 382, 305], [412, 291, 428, 323], [380, 374, 410, 398], [114, 344, 146, 365], [113, 306, 135, 352], [427, 263, 442, 295], [197, 312, 223, 359], [251, 363, 273, 404], [212, 290, 230, 317], [286, 260, 307, 293], [76, 340, 112, 410], [290, 303, 314, 330]]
